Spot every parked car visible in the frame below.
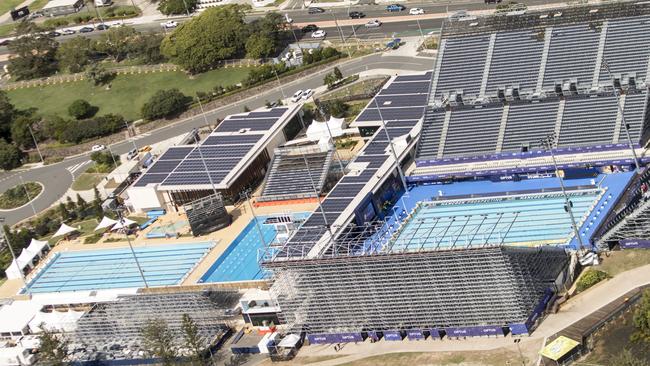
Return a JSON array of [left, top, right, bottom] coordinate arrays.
[[349, 11, 365, 19], [91, 144, 106, 152], [161, 20, 178, 29], [386, 4, 405, 12], [311, 30, 326, 38], [96, 24, 110, 30], [48, 31, 61, 37], [61, 29, 76, 35], [301, 89, 314, 100], [409, 7, 424, 15], [301, 24, 318, 33], [79, 26, 94, 33], [291, 90, 303, 103], [139, 145, 152, 152], [308, 7, 325, 14], [127, 148, 138, 160], [365, 19, 382, 28]]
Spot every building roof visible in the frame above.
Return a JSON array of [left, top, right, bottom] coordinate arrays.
[[539, 336, 580, 361], [42, 0, 81, 9], [0, 301, 41, 334]]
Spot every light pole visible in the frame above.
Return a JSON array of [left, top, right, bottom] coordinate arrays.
[[192, 134, 220, 198], [271, 67, 287, 99], [196, 94, 213, 131], [240, 189, 267, 247], [19, 175, 37, 216], [416, 18, 426, 48], [27, 125, 43, 164], [0, 218, 28, 288], [602, 59, 642, 173], [301, 149, 333, 235], [123, 119, 138, 152], [514, 339, 525, 366], [114, 206, 148, 288], [540, 134, 585, 249]]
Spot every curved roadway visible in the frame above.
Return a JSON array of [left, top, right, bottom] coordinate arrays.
[[0, 54, 433, 225]]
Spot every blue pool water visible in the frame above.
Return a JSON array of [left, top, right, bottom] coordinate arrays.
[[200, 213, 309, 283], [23, 242, 214, 294]]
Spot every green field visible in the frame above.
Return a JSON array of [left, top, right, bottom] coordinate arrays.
[[7, 67, 252, 120], [71, 173, 106, 191]]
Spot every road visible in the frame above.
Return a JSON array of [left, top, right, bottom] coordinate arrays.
[[0, 54, 433, 226]]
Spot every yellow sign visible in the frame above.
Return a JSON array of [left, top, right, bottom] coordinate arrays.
[[539, 336, 580, 361]]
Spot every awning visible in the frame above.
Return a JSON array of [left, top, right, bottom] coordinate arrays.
[[25, 238, 50, 256], [52, 223, 78, 238], [539, 336, 580, 361], [94, 216, 118, 231], [111, 218, 137, 230]]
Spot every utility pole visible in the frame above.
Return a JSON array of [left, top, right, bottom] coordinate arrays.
[[19, 175, 37, 216], [27, 125, 43, 164], [196, 95, 213, 131], [114, 206, 148, 288], [240, 189, 267, 247], [272, 67, 287, 99]]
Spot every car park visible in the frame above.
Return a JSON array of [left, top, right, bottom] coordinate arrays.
[[61, 29, 76, 35], [302, 24, 318, 33], [79, 26, 94, 33], [409, 7, 424, 15], [91, 144, 106, 152], [311, 30, 326, 38], [365, 19, 382, 28], [349, 11, 365, 18], [161, 20, 178, 29], [301, 89, 314, 100], [291, 90, 304, 103], [386, 4, 405, 12], [308, 7, 325, 14]]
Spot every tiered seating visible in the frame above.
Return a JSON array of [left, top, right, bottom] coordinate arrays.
[[486, 30, 544, 95], [598, 16, 650, 86], [542, 24, 600, 91], [501, 101, 559, 152], [558, 95, 618, 146], [260, 148, 333, 201], [620, 91, 647, 141], [433, 35, 490, 101], [442, 106, 503, 157], [415, 107, 445, 160]]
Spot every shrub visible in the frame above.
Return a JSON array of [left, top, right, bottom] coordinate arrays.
[[59, 114, 126, 143], [68, 99, 95, 120], [43, 18, 70, 28], [73, 15, 93, 24], [0, 139, 24, 171], [576, 268, 609, 292], [141, 89, 190, 120], [90, 151, 118, 166]]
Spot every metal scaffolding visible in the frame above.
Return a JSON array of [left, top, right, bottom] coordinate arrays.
[[184, 193, 230, 236]]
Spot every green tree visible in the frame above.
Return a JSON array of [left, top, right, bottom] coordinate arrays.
[[7, 24, 58, 80], [632, 289, 650, 344], [160, 5, 248, 73], [248, 12, 287, 43], [333, 66, 343, 80], [245, 33, 275, 59], [181, 313, 206, 365], [141, 319, 177, 365], [10, 116, 37, 149], [319, 99, 348, 118], [323, 72, 336, 89], [68, 99, 95, 120], [612, 349, 649, 366], [76, 193, 88, 218], [131, 32, 166, 64], [37, 324, 69, 366], [58, 202, 70, 221], [94, 26, 139, 62], [0, 91, 16, 141], [158, 0, 197, 15], [576, 268, 610, 292], [56, 36, 93, 73], [85, 64, 115, 86], [141, 89, 189, 120], [42, 116, 68, 142], [90, 151, 118, 167], [0, 139, 24, 170]]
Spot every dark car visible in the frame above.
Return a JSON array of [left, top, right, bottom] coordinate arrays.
[[79, 26, 94, 33], [386, 4, 406, 12], [0, 39, 11, 46], [96, 24, 110, 30], [301, 24, 318, 33], [47, 31, 61, 37], [349, 11, 365, 18], [308, 7, 325, 14]]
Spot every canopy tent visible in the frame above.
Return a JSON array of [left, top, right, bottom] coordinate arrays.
[[111, 218, 137, 231], [306, 116, 345, 142], [5, 251, 33, 280], [94, 216, 118, 231], [539, 336, 580, 361], [52, 223, 78, 238], [25, 238, 50, 257]]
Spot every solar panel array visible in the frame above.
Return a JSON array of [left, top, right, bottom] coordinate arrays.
[[431, 15, 650, 102], [133, 107, 291, 188], [356, 72, 431, 123]]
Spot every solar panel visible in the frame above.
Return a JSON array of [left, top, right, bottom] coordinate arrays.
[[328, 183, 366, 198], [133, 173, 168, 187], [159, 147, 193, 160], [174, 158, 240, 173], [186, 145, 254, 159], [362, 141, 390, 155], [216, 119, 279, 132], [386, 119, 420, 128], [339, 169, 379, 183], [354, 155, 388, 163], [202, 134, 263, 145], [357, 108, 426, 122], [374, 94, 428, 107], [381, 81, 430, 95], [146, 160, 183, 174], [386, 127, 413, 138], [393, 72, 432, 82], [228, 108, 288, 119], [161, 171, 230, 186]]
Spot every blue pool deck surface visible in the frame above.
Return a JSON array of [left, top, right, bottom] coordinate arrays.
[[200, 213, 309, 283], [367, 172, 634, 252], [23, 242, 214, 294]]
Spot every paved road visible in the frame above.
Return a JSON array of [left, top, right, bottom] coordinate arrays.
[[0, 54, 433, 225]]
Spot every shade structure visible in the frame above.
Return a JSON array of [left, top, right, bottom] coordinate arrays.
[[111, 218, 137, 231], [5, 252, 32, 280], [52, 223, 78, 238], [306, 116, 345, 142], [94, 216, 118, 231], [25, 238, 50, 257]]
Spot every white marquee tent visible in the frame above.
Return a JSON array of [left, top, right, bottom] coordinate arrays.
[[306, 116, 345, 142], [111, 218, 137, 231], [94, 216, 118, 231], [4, 239, 50, 280]]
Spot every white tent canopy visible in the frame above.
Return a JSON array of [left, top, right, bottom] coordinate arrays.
[[5, 252, 32, 280], [25, 239, 49, 257], [28, 310, 84, 333], [52, 223, 78, 238], [94, 216, 118, 231], [111, 218, 137, 230], [306, 116, 345, 142]]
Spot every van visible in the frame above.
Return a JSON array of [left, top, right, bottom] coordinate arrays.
[[127, 148, 138, 160]]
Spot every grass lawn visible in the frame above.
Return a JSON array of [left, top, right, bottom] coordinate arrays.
[[322, 77, 388, 101], [75, 218, 99, 237], [71, 173, 106, 191], [0, 23, 16, 37], [0, 182, 42, 209], [344, 99, 369, 122], [599, 249, 650, 277], [7, 67, 252, 121]]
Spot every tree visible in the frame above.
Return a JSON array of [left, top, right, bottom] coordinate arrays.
[[37, 324, 69, 366], [94, 26, 139, 62], [131, 32, 166, 64], [141, 89, 189, 120], [248, 12, 287, 43], [160, 5, 248, 73], [68, 99, 95, 120], [632, 289, 650, 344], [333, 66, 343, 80], [10, 116, 37, 149], [58, 202, 71, 221], [0, 91, 16, 141], [56, 36, 93, 73], [0, 139, 24, 170], [158, 0, 197, 15], [611, 349, 649, 366], [7, 24, 58, 80], [85, 64, 115, 86], [319, 99, 348, 118], [181, 314, 206, 365], [76, 193, 88, 217], [141, 319, 177, 365], [90, 151, 118, 166], [323, 73, 337, 89], [245, 33, 275, 59], [576, 268, 610, 292]]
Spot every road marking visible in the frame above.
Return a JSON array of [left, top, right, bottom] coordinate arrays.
[[134, 132, 153, 140], [66, 160, 91, 175]]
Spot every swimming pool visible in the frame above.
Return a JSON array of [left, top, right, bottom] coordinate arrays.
[[199, 213, 309, 283], [23, 242, 214, 294]]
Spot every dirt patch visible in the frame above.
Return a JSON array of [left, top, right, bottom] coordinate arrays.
[[584, 307, 650, 364]]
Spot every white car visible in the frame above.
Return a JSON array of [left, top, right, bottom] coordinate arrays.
[[61, 29, 76, 35], [365, 19, 382, 28], [301, 89, 314, 100], [311, 30, 326, 39], [291, 90, 303, 103], [409, 8, 424, 15], [161, 20, 178, 29], [91, 144, 106, 152]]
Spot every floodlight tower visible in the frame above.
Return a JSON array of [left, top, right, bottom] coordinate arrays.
[[112, 206, 149, 288], [0, 217, 27, 287]]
